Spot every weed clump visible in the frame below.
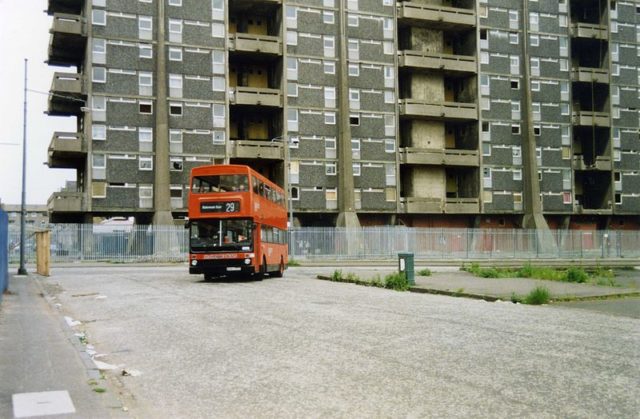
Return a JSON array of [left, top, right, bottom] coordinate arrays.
[[287, 259, 301, 267], [384, 272, 409, 291], [524, 286, 550, 305], [565, 267, 588, 283], [418, 268, 432, 276]]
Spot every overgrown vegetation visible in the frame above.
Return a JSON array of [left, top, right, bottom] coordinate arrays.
[[287, 259, 301, 267], [417, 268, 432, 277], [461, 263, 617, 286], [327, 270, 409, 292], [524, 286, 551, 305]]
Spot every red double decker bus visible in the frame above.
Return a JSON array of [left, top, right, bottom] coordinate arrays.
[[187, 165, 288, 280]]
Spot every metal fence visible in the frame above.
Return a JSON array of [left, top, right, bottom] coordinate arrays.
[[6, 224, 640, 264], [1, 210, 8, 301]]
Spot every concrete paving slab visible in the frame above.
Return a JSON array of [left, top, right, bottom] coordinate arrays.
[[12, 390, 76, 418]]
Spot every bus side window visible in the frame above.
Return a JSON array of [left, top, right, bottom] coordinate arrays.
[[259, 182, 265, 197], [253, 177, 259, 194]]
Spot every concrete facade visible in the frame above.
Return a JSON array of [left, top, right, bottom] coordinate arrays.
[[45, 0, 640, 228]]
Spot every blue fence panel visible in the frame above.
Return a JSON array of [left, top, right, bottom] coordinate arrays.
[[0, 209, 8, 302]]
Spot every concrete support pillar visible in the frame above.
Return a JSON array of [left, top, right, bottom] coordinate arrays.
[[153, 0, 174, 226], [336, 0, 359, 229]]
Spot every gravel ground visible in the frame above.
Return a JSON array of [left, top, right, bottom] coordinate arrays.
[[43, 266, 640, 418]]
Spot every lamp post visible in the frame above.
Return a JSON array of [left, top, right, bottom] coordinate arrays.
[[272, 136, 294, 229], [18, 59, 28, 275]]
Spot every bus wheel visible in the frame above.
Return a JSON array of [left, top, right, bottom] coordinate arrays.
[[204, 273, 215, 281], [272, 259, 284, 278], [255, 258, 267, 280]]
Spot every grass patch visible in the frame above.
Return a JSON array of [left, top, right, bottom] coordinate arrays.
[[92, 387, 107, 393], [524, 286, 551, 305], [417, 268, 432, 276], [287, 259, 301, 267], [325, 270, 409, 292], [463, 263, 618, 286]]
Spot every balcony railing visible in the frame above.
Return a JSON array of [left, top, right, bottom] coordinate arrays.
[[570, 23, 608, 40], [398, 50, 477, 74], [230, 140, 284, 160], [571, 67, 609, 84], [48, 132, 86, 168], [397, 2, 476, 29], [445, 198, 480, 213], [229, 87, 282, 107], [400, 99, 478, 121], [400, 197, 443, 213], [572, 110, 610, 127], [47, 192, 84, 213], [400, 148, 479, 166], [228, 33, 282, 55], [51, 72, 83, 94], [572, 155, 612, 171]]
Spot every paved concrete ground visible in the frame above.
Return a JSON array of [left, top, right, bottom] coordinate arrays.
[[28, 265, 640, 418], [0, 275, 127, 418]]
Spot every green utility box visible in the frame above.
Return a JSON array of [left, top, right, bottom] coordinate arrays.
[[398, 253, 415, 285]]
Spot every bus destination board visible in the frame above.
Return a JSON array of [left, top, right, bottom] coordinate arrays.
[[200, 201, 240, 213]]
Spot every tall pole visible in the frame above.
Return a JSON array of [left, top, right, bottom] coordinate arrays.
[[285, 138, 293, 229], [18, 59, 28, 275]]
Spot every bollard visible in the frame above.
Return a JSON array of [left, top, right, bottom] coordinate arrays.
[[398, 252, 415, 285]]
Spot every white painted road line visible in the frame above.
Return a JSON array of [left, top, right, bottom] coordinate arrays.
[[12, 390, 76, 418]]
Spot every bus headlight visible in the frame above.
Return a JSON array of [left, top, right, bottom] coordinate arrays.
[[191, 260, 198, 266], [244, 258, 251, 265]]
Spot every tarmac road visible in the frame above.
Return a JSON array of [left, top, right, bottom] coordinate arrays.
[[42, 266, 639, 418]]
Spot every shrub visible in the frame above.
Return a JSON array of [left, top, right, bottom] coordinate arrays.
[[517, 263, 534, 278], [418, 268, 432, 277], [565, 267, 588, 283], [384, 272, 409, 291], [331, 269, 342, 281], [287, 259, 301, 267], [478, 268, 500, 278], [510, 292, 523, 304], [524, 286, 550, 305]]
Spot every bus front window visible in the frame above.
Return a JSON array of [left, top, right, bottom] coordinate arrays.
[[192, 174, 249, 194], [190, 219, 253, 251]]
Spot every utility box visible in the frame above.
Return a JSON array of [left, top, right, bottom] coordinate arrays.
[[398, 252, 415, 285]]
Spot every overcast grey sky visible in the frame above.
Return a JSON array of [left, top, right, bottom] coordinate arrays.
[[0, 0, 76, 205]]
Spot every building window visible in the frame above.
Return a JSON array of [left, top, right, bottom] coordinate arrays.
[[324, 87, 336, 108], [169, 130, 183, 153], [92, 154, 106, 179], [92, 182, 106, 198], [213, 130, 225, 145], [139, 44, 152, 59], [168, 19, 183, 42], [92, 125, 106, 140], [170, 157, 183, 171], [349, 115, 360, 126], [348, 64, 359, 76], [286, 31, 298, 46], [326, 162, 336, 176], [288, 109, 298, 131], [512, 124, 520, 134], [170, 103, 183, 116], [323, 36, 335, 57], [212, 50, 225, 74], [139, 127, 153, 152], [139, 156, 153, 171], [169, 0, 182, 6], [139, 72, 153, 96], [92, 67, 106, 83], [169, 48, 183, 61], [324, 61, 335, 75], [385, 139, 395, 153], [213, 104, 225, 127], [92, 9, 106, 26], [323, 11, 334, 24], [352, 163, 361, 176], [325, 112, 336, 125], [212, 76, 225, 91], [169, 74, 183, 98], [92, 38, 106, 64], [139, 185, 153, 208], [212, 23, 224, 38], [287, 82, 298, 97], [138, 16, 152, 40], [139, 100, 153, 114]]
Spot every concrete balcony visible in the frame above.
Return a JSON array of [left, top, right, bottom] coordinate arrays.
[[571, 67, 609, 84], [47, 0, 85, 15], [48, 13, 86, 66], [400, 99, 478, 121], [398, 50, 477, 75], [400, 197, 443, 213], [48, 72, 85, 116], [574, 204, 612, 215], [47, 192, 84, 213], [445, 198, 480, 213], [230, 140, 284, 160], [400, 148, 480, 167], [397, 2, 476, 30], [572, 155, 612, 171], [48, 132, 86, 168], [570, 23, 608, 40], [229, 87, 282, 107], [572, 110, 610, 127], [229, 33, 282, 56]]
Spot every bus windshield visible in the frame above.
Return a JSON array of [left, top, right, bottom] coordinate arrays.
[[190, 219, 253, 251], [192, 174, 249, 193]]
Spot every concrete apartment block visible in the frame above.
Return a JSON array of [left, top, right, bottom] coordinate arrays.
[[45, 0, 640, 229]]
